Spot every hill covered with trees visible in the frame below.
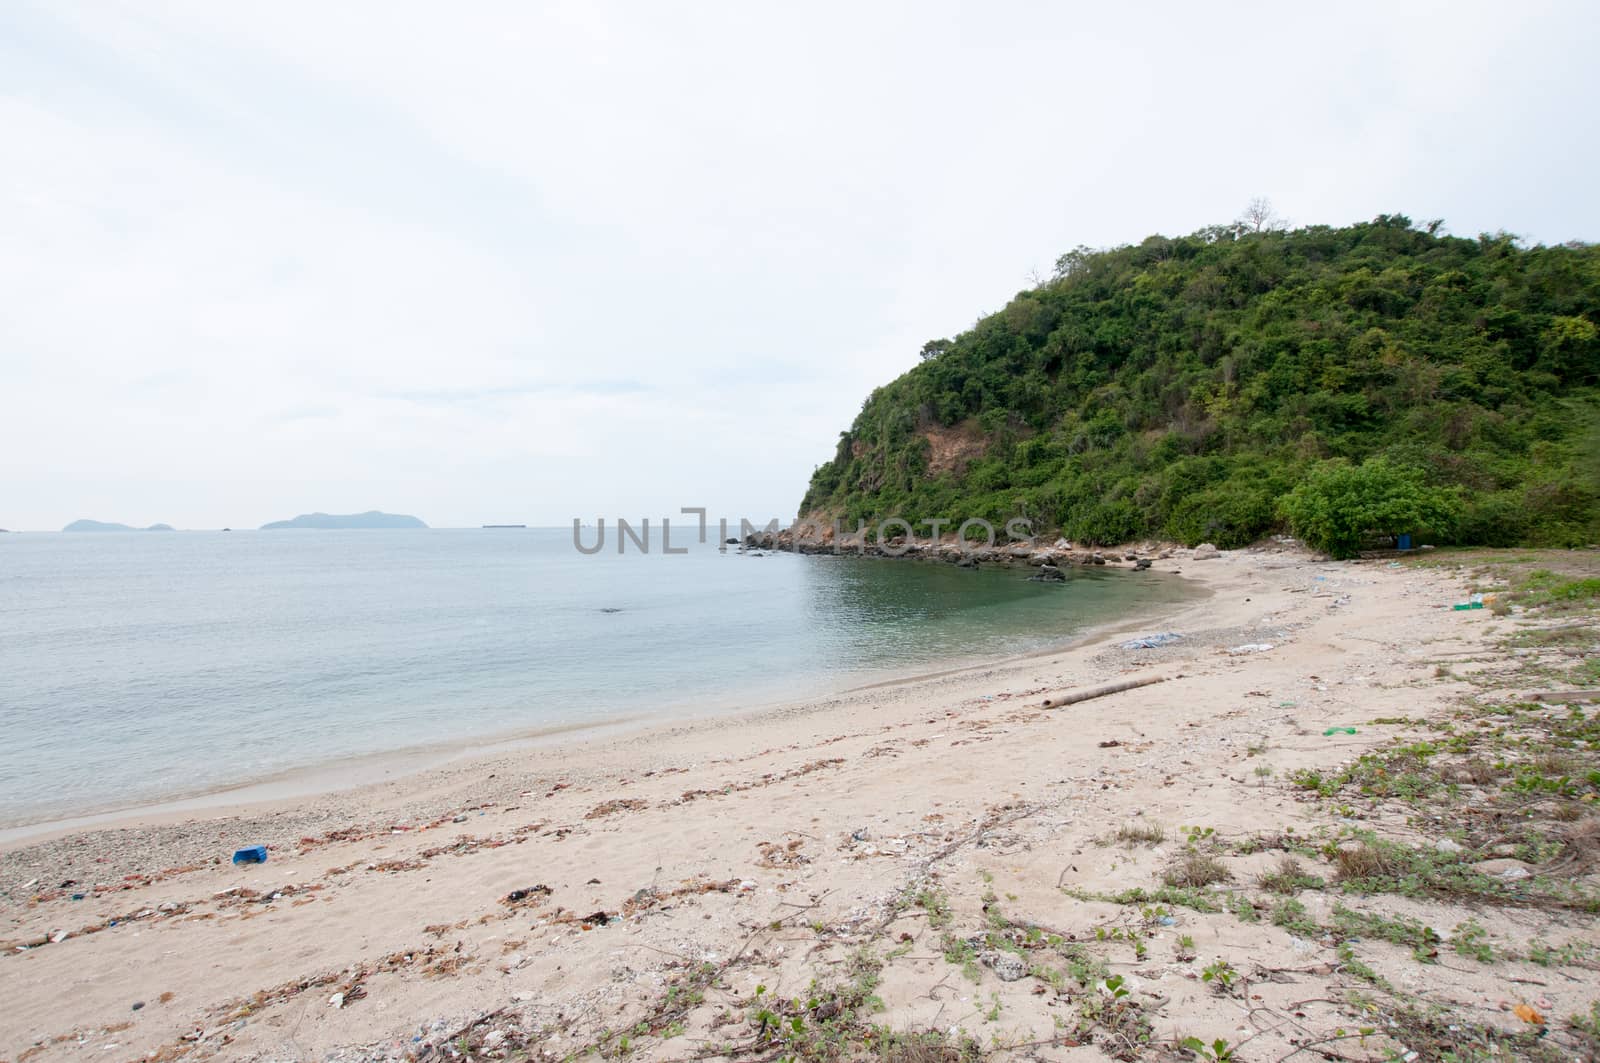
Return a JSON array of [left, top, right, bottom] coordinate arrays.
[[799, 214, 1599, 552]]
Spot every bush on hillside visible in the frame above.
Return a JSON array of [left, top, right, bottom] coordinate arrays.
[[1279, 458, 1461, 559]]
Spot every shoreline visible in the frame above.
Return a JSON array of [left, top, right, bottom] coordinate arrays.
[[0, 565, 1207, 847], [7, 544, 1591, 1063]]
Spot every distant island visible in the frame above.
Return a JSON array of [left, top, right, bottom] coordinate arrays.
[[259, 511, 427, 530], [64, 519, 175, 532]]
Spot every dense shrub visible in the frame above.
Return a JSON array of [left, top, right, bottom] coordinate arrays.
[[1280, 458, 1462, 559], [1166, 482, 1278, 549]]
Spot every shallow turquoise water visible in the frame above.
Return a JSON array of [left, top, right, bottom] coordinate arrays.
[[0, 529, 1196, 824]]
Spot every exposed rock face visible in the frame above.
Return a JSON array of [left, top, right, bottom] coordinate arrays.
[[1033, 564, 1066, 582], [1193, 543, 1221, 559], [740, 525, 1171, 574]]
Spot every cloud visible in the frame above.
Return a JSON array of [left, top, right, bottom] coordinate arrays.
[[1, 0, 1597, 528]]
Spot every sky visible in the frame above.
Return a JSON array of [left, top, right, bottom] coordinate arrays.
[[2, 1, 1597, 531]]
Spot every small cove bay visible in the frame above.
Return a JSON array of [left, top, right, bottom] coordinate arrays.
[[0, 528, 1199, 826]]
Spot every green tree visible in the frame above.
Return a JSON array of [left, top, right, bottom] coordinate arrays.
[[1279, 458, 1460, 559]]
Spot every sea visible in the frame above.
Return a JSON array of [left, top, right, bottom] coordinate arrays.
[[0, 528, 1199, 828]]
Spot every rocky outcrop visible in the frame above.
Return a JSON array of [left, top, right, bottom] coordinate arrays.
[[740, 526, 1174, 574]]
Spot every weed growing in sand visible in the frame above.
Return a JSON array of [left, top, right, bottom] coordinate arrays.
[[1334, 942, 1389, 989], [1253, 763, 1274, 785], [940, 933, 982, 983], [1162, 852, 1231, 889], [1030, 963, 1068, 992], [1093, 924, 1149, 962], [1073, 975, 1151, 1060], [1507, 756, 1593, 797], [1289, 768, 1339, 797], [872, 1029, 983, 1063], [1228, 893, 1260, 923], [1367, 997, 1578, 1062], [1451, 920, 1497, 963], [910, 886, 952, 929], [1058, 942, 1111, 987], [1258, 855, 1325, 894], [1570, 1002, 1600, 1044], [1289, 741, 1453, 803], [743, 949, 890, 1060], [1232, 827, 1323, 860], [1328, 833, 1558, 907], [1174, 934, 1196, 961], [1199, 959, 1238, 995], [1332, 904, 1440, 963], [1269, 898, 1320, 938], [1180, 1035, 1237, 1061], [1138, 904, 1173, 926], [1527, 938, 1600, 968], [1112, 821, 1165, 847], [1089, 884, 1225, 913]]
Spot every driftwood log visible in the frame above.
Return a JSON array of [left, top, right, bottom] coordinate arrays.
[[1040, 673, 1172, 709]]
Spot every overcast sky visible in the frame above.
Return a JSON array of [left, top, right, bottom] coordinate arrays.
[[2, 1, 1596, 531]]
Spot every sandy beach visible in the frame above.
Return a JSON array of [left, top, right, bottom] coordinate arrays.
[[3, 546, 1597, 1062]]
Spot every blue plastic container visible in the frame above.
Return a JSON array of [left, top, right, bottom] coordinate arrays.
[[232, 845, 268, 865], [1397, 533, 1412, 550]]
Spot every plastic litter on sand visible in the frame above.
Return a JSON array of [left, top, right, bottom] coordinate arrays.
[[1120, 632, 1184, 650]]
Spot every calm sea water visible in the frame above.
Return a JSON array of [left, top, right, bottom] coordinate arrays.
[[0, 529, 1197, 826]]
